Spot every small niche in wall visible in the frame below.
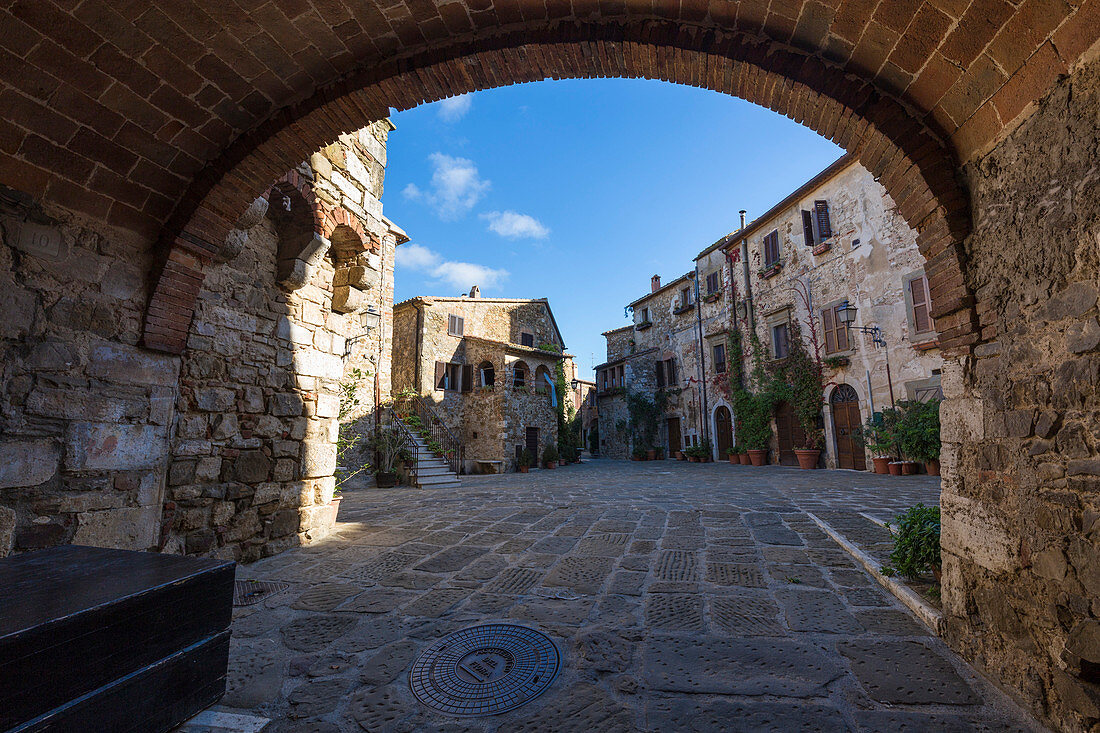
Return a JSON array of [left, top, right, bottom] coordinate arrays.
[[851, 238, 861, 248]]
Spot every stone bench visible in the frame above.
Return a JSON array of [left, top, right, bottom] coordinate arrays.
[[0, 545, 235, 732], [475, 460, 505, 475]]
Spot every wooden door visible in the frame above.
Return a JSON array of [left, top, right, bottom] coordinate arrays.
[[525, 427, 539, 455], [667, 417, 681, 454], [831, 385, 866, 470], [774, 401, 805, 466], [714, 407, 733, 457]]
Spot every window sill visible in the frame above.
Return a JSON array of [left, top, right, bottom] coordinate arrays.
[[822, 355, 851, 368], [760, 263, 783, 279], [703, 292, 721, 303], [812, 242, 831, 256], [635, 321, 653, 331], [913, 338, 939, 351], [672, 304, 695, 315]]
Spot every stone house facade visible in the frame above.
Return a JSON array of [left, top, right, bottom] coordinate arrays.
[[0, 122, 401, 562], [721, 154, 943, 468], [597, 155, 942, 468], [391, 292, 566, 472]]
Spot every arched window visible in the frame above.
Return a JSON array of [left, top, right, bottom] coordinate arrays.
[[479, 360, 495, 387], [512, 360, 529, 388], [831, 384, 859, 405], [534, 365, 552, 393]]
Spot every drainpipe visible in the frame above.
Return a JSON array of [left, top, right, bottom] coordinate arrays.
[[414, 301, 423, 393], [738, 210, 755, 332], [693, 264, 711, 454]]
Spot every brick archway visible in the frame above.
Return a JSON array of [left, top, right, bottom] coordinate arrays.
[[142, 24, 983, 355]]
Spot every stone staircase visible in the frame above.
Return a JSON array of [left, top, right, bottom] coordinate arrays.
[[393, 418, 461, 488]]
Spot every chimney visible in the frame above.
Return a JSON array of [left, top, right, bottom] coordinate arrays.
[[469, 285, 481, 298], [651, 275, 661, 292]]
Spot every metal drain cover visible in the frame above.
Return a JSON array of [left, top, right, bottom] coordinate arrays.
[[233, 579, 290, 606], [409, 623, 560, 716]]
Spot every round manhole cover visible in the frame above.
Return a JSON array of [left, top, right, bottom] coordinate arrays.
[[409, 623, 560, 716]]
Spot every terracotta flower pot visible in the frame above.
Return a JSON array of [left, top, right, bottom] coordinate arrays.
[[376, 471, 398, 488], [646, 449, 657, 460], [330, 495, 342, 516], [689, 456, 699, 462], [739, 453, 751, 465], [747, 449, 768, 466], [888, 461, 903, 476], [872, 457, 891, 474], [546, 461, 557, 469], [901, 461, 919, 475], [925, 458, 941, 476], [794, 449, 820, 469], [518, 465, 529, 473], [674, 451, 684, 460], [728, 454, 738, 464]]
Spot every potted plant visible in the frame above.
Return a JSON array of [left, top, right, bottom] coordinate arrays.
[[726, 446, 739, 464], [739, 449, 751, 465], [542, 443, 558, 469], [674, 449, 685, 460], [896, 398, 941, 476], [518, 448, 533, 473], [685, 446, 699, 462], [371, 426, 407, 488], [646, 447, 657, 460], [856, 410, 899, 474], [632, 447, 647, 461]]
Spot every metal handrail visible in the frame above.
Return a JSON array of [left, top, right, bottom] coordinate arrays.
[[392, 394, 465, 475], [381, 407, 419, 487]]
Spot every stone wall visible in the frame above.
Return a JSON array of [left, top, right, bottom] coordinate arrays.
[[736, 161, 944, 467], [941, 50, 1100, 733], [164, 125, 396, 561], [0, 192, 179, 556]]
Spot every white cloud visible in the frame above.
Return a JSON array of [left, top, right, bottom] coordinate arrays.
[[481, 210, 550, 239], [437, 94, 472, 122], [396, 243, 509, 293], [395, 242, 439, 269], [404, 153, 490, 220]]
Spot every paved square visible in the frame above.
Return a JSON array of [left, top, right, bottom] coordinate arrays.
[[227, 460, 1045, 732]]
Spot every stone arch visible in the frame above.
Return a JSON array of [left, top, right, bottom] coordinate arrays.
[[142, 24, 984, 356], [478, 360, 496, 388], [511, 360, 530, 389]]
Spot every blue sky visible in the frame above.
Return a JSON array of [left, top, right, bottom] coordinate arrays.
[[384, 79, 842, 379]]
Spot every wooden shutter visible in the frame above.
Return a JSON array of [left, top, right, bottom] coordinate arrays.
[[655, 361, 665, 388], [706, 272, 719, 294], [714, 344, 726, 373], [461, 364, 473, 392], [802, 211, 816, 246], [435, 361, 447, 390], [822, 308, 836, 354], [814, 200, 831, 238], [911, 276, 932, 333], [834, 305, 849, 350], [763, 230, 780, 265], [521, 332, 533, 347], [666, 359, 677, 385]]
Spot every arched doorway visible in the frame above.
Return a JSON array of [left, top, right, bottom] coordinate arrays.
[[831, 385, 865, 471], [714, 406, 733, 458], [774, 401, 806, 467]]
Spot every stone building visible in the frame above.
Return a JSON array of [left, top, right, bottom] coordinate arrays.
[[391, 291, 566, 473], [0, 122, 401, 562], [721, 153, 944, 468], [597, 154, 943, 468]]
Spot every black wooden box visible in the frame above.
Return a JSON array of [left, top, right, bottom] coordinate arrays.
[[0, 545, 235, 732]]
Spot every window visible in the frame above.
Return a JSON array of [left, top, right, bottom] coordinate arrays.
[[599, 369, 607, 391], [617, 365, 625, 387], [663, 358, 677, 386], [534, 365, 552, 391], [712, 343, 726, 374], [513, 360, 528, 388], [910, 275, 933, 334], [478, 360, 495, 387], [520, 331, 534, 347], [763, 230, 780, 266], [435, 361, 469, 391], [822, 304, 850, 354], [813, 200, 832, 239], [639, 307, 649, 322], [656, 360, 665, 388], [705, 271, 720, 295], [447, 313, 464, 336], [681, 287, 693, 307], [772, 323, 790, 359], [801, 210, 816, 246]]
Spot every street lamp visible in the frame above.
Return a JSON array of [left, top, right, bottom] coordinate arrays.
[[343, 306, 381, 358], [839, 300, 894, 406]]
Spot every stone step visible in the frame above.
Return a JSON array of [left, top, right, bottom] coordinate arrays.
[[417, 475, 461, 487], [416, 466, 453, 476]]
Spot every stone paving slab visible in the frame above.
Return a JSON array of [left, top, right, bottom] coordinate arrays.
[[213, 460, 1047, 733]]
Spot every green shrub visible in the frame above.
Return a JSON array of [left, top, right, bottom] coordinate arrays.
[[883, 504, 941, 580], [542, 443, 559, 465], [518, 448, 534, 468], [896, 398, 941, 462]]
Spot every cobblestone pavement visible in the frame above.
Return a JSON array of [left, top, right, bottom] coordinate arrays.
[[225, 460, 1045, 732]]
